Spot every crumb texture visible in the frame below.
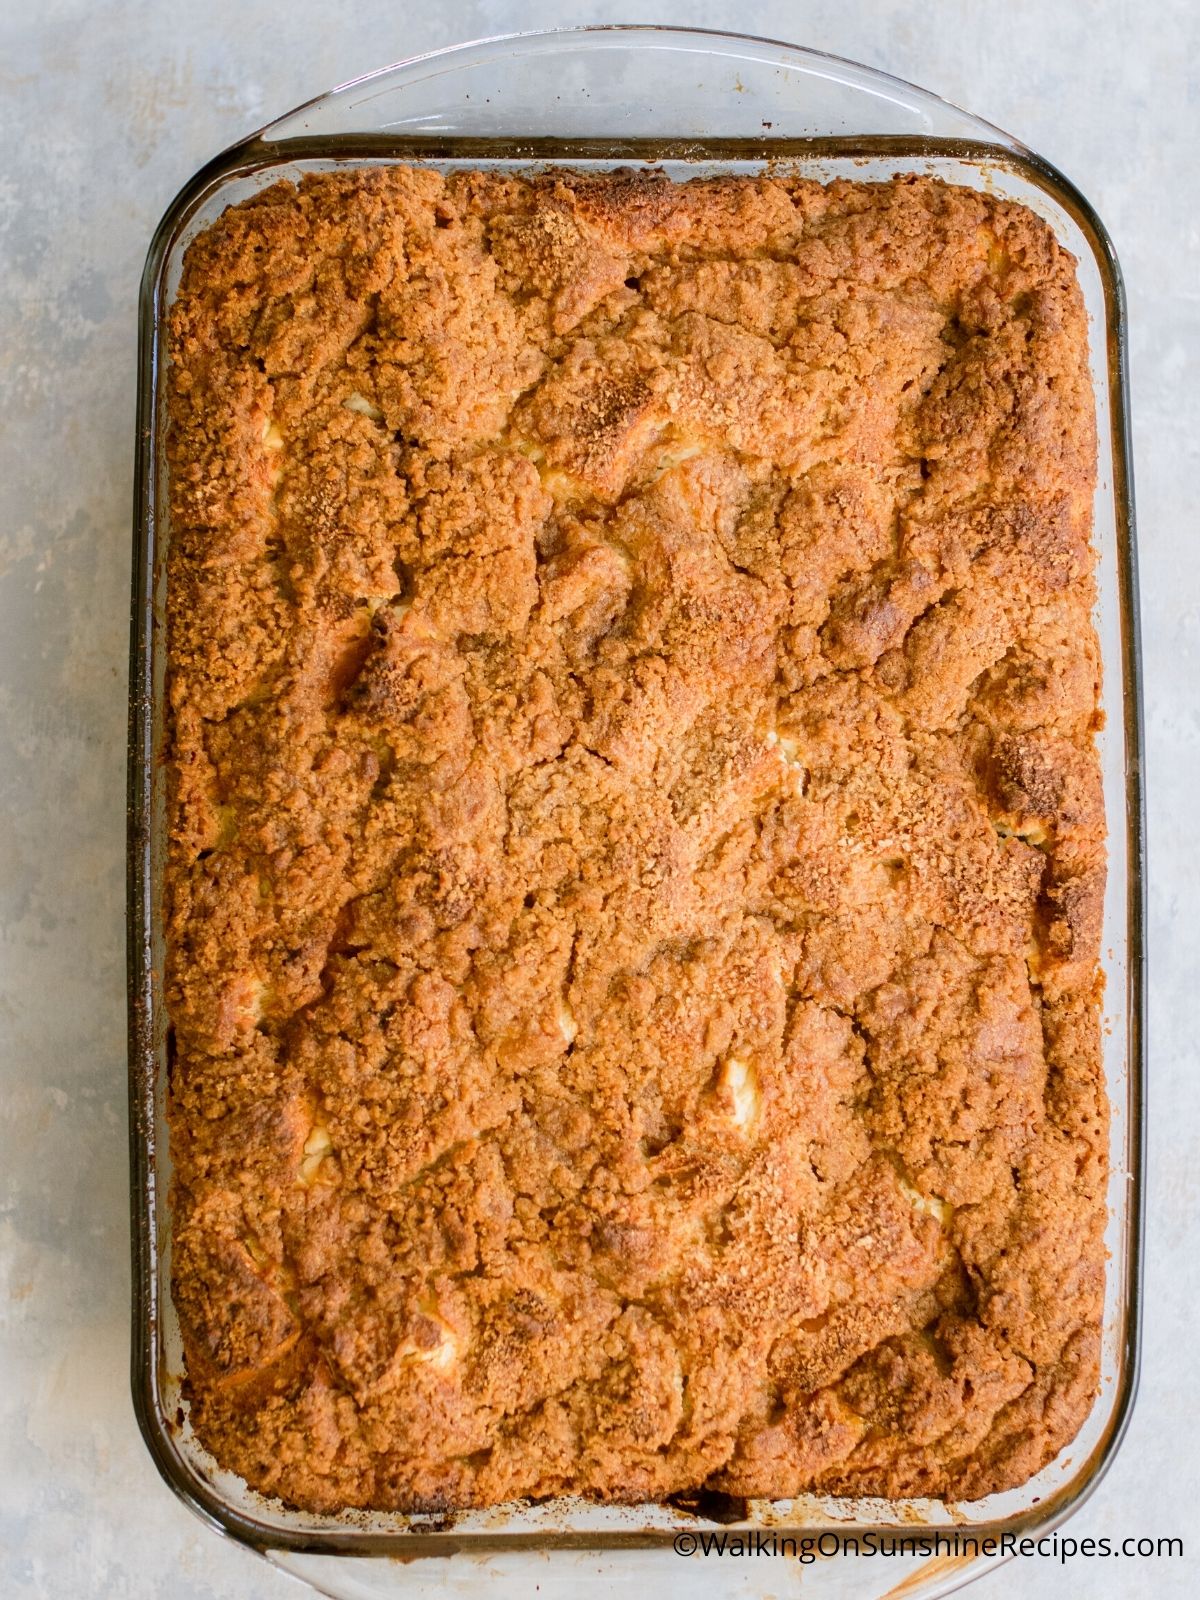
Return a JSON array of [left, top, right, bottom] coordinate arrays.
[[164, 167, 1106, 1513]]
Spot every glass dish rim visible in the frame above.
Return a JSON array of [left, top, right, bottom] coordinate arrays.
[[127, 21, 1146, 1565]]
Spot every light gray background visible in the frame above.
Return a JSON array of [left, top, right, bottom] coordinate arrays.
[[1, 1, 1194, 1596]]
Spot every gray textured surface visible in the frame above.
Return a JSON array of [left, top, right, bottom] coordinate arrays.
[[1, 1, 1195, 1596]]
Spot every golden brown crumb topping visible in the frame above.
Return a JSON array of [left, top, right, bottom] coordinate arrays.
[[164, 167, 1106, 1513]]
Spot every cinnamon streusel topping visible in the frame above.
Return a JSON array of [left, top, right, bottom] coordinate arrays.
[[165, 167, 1106, 1512]]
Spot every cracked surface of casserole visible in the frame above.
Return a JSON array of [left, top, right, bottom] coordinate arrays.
[[164, 166, 1107, 1513]]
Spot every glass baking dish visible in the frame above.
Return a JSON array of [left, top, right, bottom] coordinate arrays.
[[128, 26, 1144, 1600]]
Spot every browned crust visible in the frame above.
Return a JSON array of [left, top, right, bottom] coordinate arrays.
[[164, 167, 1106, 1513]]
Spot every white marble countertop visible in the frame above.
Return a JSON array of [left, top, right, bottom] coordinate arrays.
[[2, 1, 1195, 1596]]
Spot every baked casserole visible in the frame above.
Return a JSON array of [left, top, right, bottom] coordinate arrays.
[[164, 168, 1106, 1512]]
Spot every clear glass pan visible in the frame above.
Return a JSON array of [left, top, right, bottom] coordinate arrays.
[[128, 26, 1144, 1600]]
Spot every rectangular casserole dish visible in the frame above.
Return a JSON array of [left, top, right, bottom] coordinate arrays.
[[128, 26, 1144, 1591]]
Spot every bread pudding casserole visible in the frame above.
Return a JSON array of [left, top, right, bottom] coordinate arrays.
[[164, 167, 1106, 1512]]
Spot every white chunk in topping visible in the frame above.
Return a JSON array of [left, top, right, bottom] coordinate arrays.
[[765, 727, 806, 793], [897, 1174, 954, 1226], [364, 593, 409, 619], [651, 440, 705, 480], [298, 1122, 333, 1187], [396, 1303, 461, 1373], [557, 995, 578, 1045], [344, 391, 385, 421], [716, 1054, 760, 1133], [995, 819, 1049, 848]]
